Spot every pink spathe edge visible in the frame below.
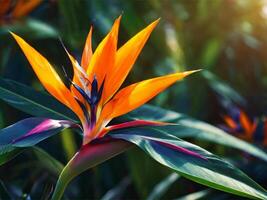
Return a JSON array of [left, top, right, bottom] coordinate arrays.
[[98, 119, 170, 138], [155, 140, 208, 160], [137, 135, 207, 160], [12, 119, 74, 143]]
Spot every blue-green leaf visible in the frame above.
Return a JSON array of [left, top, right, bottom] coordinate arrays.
[[111, 127, 267, 199], [0, 148, 23, 166], [202, 70, 246, 106], [0, 18, 58, 39], [126, 105, 267, 162], [176, 189, 211, 200], [0, 117, 73, 165], [32, 147, 64, 175], [0, 78, 77, 121], [147, 173, 180, 200]]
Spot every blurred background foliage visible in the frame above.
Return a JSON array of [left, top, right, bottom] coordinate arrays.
[[1, 0, 267, 199]]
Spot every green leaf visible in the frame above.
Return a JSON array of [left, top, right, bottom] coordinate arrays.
[[58, 0, 89, 48], [0, 147, 63, 177], [126, 105, 267, 162], [199, 38, 221, 69], [0, 181, 12, 199], [202, 70, 246, 106], [0, 78, 77, 121], [100, 176, 131, 200], [0, 18, 58, 39], [60, 129, 77, 160], [126, 148, 171, 198], [32, 147, 64, 175], [111, 128, 267, 199], [147, 173, 180, 200], [176, 189, 211, 200], [0, 148, 23, 166]]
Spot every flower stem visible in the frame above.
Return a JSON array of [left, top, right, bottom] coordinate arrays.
[[51, 138, 132, 199], [51, 169, 71, 199], [51, 155, 75, 200]]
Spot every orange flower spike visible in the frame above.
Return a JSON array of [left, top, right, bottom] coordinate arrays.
[[223, 115, 238, 129], [0, 0, 42, 25], [86, 16, 121, 85], [103, 70, 199, 120], [103, 19, 160, 103], [63, 47, 86, 100], [69, 26, 93, 99], [0, 0, 11, 16], [81, 26, 93, 70], [67, 27, 94, 89], [239, 111, 254, 138], [12, 0, 42, 18], [11, 33, 85, 123]]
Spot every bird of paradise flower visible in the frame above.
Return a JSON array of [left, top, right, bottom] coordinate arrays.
[[220, 104, 267, 146], [0, 0, 42, 24], [11, 16, 197, 146], [1, 16, 266, 200], [8, 16, 201, 198]]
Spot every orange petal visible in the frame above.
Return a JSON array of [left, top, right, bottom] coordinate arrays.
[[67, 54, 85, 101], [86, 16, 121, 85], [102, 19, 160, 103], [250, 121, 257, 139], [239, 111, 253, 137], [223, 115, 238, 129], [0, 0, 11, 16], [68, 27, 93, 100], [63, 47, 87, 100], [81, 26, 93, 70], [102, 70, 199, 119], [11, 32, 85, 122], [12, 0, 42, 18]]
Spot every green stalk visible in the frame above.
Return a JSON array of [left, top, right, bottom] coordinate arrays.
[[51, 165, 73, 200], [60, 129, 77, 160], [51, 138, 132, 200]]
